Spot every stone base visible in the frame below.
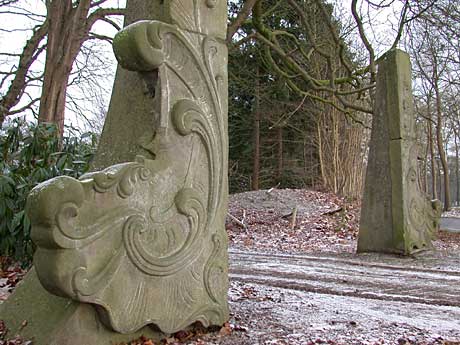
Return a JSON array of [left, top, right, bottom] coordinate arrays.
[[0, 269, 163, 345]]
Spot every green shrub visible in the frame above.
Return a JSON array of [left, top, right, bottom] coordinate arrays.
[[0, 118, 97, 263]]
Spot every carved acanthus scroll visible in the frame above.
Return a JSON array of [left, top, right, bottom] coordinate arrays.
[[27, 17, 229, 334]]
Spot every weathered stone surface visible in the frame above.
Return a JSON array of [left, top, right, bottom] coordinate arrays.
[[93, 0, 226, 170], [162, 0, 227, 39], [0, 269, 163, 345], [0, 0, 229, 343], [30, 19, 228, 336], [358, 49, 441, 255]]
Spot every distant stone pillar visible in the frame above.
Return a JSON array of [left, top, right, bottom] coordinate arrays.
[[0, 1, 229, 343], [358, 49, 441, 255]]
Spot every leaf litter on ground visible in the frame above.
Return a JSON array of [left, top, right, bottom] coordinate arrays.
[[227, 188, 360, 254], [0, 258, 27, 302], [1, 188, 460, 345]]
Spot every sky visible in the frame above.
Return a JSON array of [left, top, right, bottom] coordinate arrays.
[[329, 0, 405, 55]]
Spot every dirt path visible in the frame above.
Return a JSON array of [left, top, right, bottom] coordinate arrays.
[[441, 217, 460, 233], [167, 189, 460, 344], [202, 249, 460, 345], [229, 250, 460, 307]]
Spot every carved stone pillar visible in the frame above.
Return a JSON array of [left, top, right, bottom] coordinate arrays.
[[0, 1, 229, 343], [358, 49, 441, 255]]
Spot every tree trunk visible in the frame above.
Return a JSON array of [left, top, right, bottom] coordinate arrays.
[[437, 157, 442, 202], [455, 129, 459, 206], [317, 118, 325, 189], [0, 23, 48, 127], [434, 78, 450, 210], [252, 67, 260, 190], [276, 126, 283, 183], [38, 0, 92, 136], [428, 115, 437, 199], [332, 109, 339, 194], [422, 122, 429, 193]]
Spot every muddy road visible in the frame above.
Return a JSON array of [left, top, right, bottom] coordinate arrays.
[[195, 250, 460, 344], [441, 217, 460, 234], [229, 250, 460, 307]]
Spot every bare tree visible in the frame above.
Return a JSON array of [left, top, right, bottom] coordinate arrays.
[[0, 0, 125, 135], [406, 0, 460, 210], [0, 0, 18, 6], [38, 1, 124, 135], [227, 0, 258, 43], [0, 5, 47, 125]]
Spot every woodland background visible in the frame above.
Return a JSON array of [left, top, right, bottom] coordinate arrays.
[[0, 0, 459, 261]]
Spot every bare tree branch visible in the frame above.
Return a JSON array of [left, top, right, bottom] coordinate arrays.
[[0, 20, 48, 125], [227, 0, 258, 43]]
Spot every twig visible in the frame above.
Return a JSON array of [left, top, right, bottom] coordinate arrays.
[[227, 212, 247, 229], [267, 183, 281, 194], [290, 206, 298, 230], [321, 207, 343, 216]]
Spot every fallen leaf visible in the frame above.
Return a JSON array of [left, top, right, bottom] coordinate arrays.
[[219, 322, 232, 336]]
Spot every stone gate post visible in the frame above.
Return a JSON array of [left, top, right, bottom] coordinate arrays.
[[0, 1, 229, 343], [358, 49, 441, 255]]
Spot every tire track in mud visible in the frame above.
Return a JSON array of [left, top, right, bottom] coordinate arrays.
[[229, 250, 460, 307]]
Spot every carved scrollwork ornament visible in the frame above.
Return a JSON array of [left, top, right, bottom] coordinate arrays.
[[27, 16, 229, 334], [205, 0, 217, 8]]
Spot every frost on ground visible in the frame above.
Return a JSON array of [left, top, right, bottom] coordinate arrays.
[[126, 280, 460, 345], [442, 207, 460, 218], [227, 189, 360, 254], [1, 188, 460, 345], [227, 188, 460, 255]]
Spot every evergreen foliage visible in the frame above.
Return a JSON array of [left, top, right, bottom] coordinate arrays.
[[0, 119, 97, 262], [228, 0, 346, 193]]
